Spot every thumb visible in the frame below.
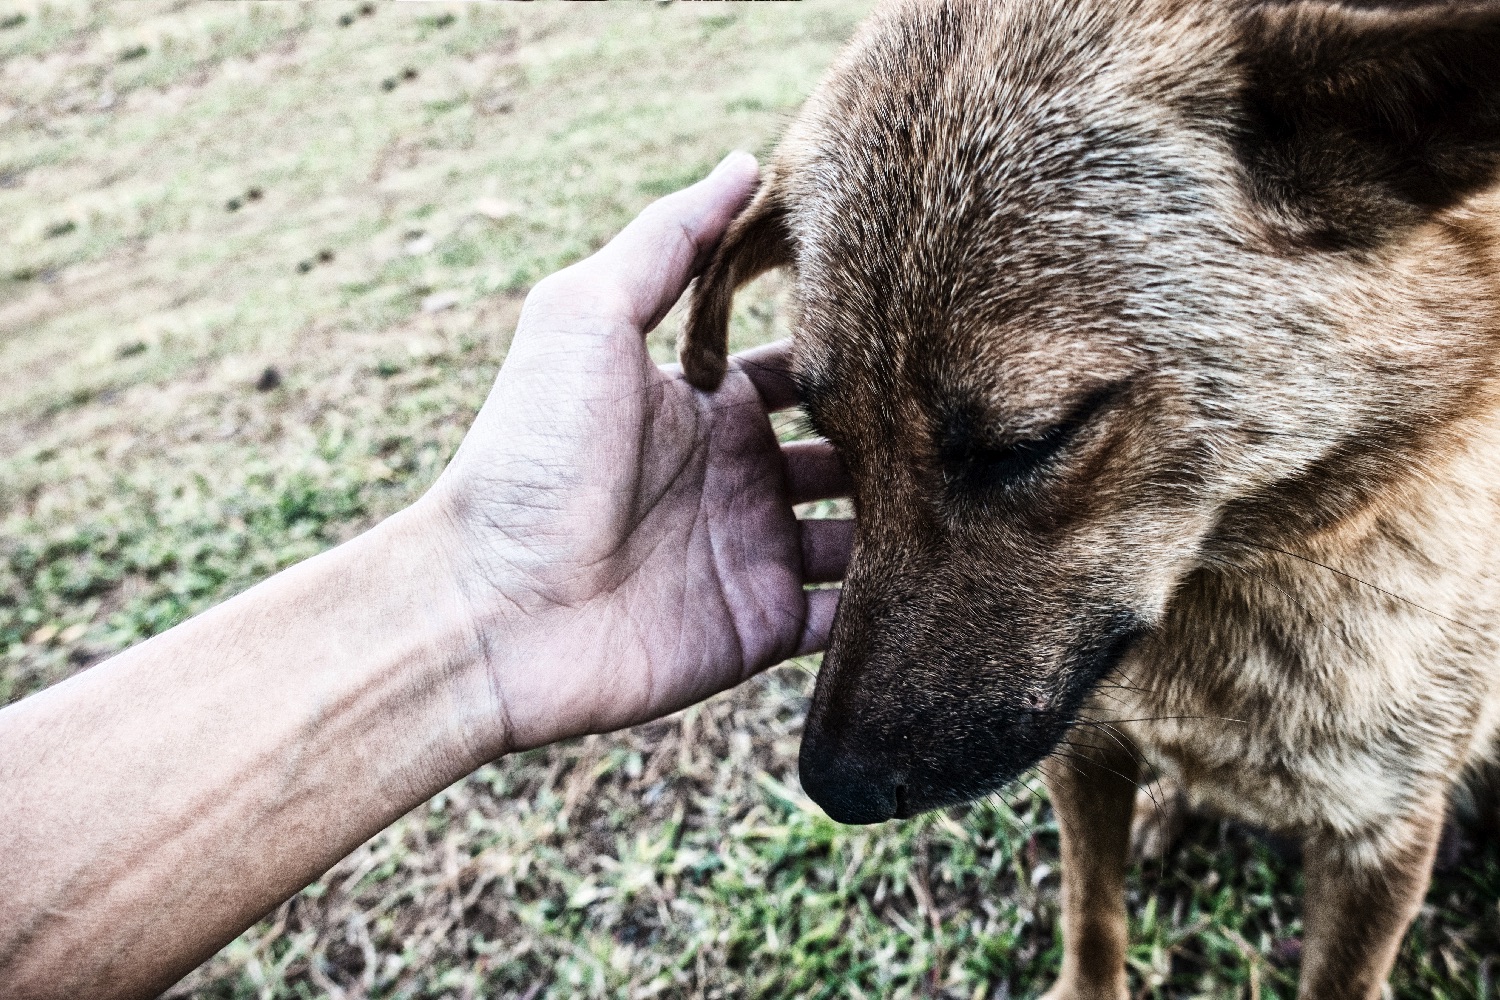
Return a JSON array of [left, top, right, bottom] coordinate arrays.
[[573, 151, 762, 333]]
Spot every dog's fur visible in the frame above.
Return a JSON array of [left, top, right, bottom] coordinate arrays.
[[681, 0, 1500, 994]]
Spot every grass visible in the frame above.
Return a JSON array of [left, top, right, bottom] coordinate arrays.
[[1, 2, 1496, 998]]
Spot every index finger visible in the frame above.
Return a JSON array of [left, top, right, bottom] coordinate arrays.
[[730, 339, 800, 411]]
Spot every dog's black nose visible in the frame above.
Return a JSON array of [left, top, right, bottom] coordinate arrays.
[[798, 731, 901, 824]]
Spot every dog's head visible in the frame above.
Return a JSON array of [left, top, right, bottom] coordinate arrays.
[[683, 0, 1500, 823]]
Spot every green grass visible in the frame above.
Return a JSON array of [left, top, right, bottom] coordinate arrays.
[[2, 3, 1497, 998]]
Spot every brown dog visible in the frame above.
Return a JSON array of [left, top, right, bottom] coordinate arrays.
[[679, 1, 1500, 996]]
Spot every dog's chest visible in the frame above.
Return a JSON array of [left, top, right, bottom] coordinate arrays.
[[1099, 563, 1496, 839]]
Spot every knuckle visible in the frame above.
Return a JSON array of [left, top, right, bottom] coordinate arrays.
[[524, 269, 586, 309], [522, 268, 634, 328]]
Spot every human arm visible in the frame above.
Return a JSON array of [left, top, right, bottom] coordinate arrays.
[[0, 152, 850, 1000]]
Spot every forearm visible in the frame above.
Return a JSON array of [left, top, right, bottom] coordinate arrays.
[[0, 502, 500, 1000]]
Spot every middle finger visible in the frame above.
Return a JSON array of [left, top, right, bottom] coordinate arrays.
[[783, 440, 852, 505]]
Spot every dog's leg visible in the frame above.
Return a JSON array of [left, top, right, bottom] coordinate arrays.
[[1040, 735, 1140, 1000], [1297, 810, 1444, 1000]]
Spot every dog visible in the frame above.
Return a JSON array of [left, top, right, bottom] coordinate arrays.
[[678, 0, 1500, 996]]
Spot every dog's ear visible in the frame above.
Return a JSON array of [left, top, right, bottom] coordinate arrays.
[[679, 180, 793, 391], [1237, 1, 1500, 247]]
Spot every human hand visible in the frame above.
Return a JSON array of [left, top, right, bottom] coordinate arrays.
[[0, 154, 850, 999], [424, 152, 852, 755]]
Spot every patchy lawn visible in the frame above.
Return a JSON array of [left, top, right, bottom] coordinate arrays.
[[2, 3, 1496, 998]]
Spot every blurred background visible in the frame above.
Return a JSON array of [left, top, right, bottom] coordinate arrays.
[[2, 3, 1495, 998]]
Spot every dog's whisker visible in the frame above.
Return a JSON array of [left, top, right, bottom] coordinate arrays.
[[1217, 535, 1482, 637], [1196, 552, 1418, 715], [1044, 749, 1093, 786], [1088, 715, 1247, 726], [1047, 742, 1159, 814], [1071, 717, 1155, 782]]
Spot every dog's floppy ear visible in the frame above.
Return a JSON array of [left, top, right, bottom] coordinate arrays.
[[679, 180, 793, 391], [1237, 1, 1500, 247]]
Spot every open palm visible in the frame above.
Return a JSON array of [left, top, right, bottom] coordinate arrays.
[[429, 154, 851, 753]]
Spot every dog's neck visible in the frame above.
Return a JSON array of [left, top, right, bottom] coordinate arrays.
[[1207, 183, 1500, 562]]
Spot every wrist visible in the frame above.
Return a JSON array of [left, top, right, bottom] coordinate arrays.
[[409, 482, 627, 756], [353, 498, 517, 767]]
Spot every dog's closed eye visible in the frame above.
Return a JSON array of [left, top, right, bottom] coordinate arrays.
[[941, 422, 1073, 491], [938, 387, 1116, 495]]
